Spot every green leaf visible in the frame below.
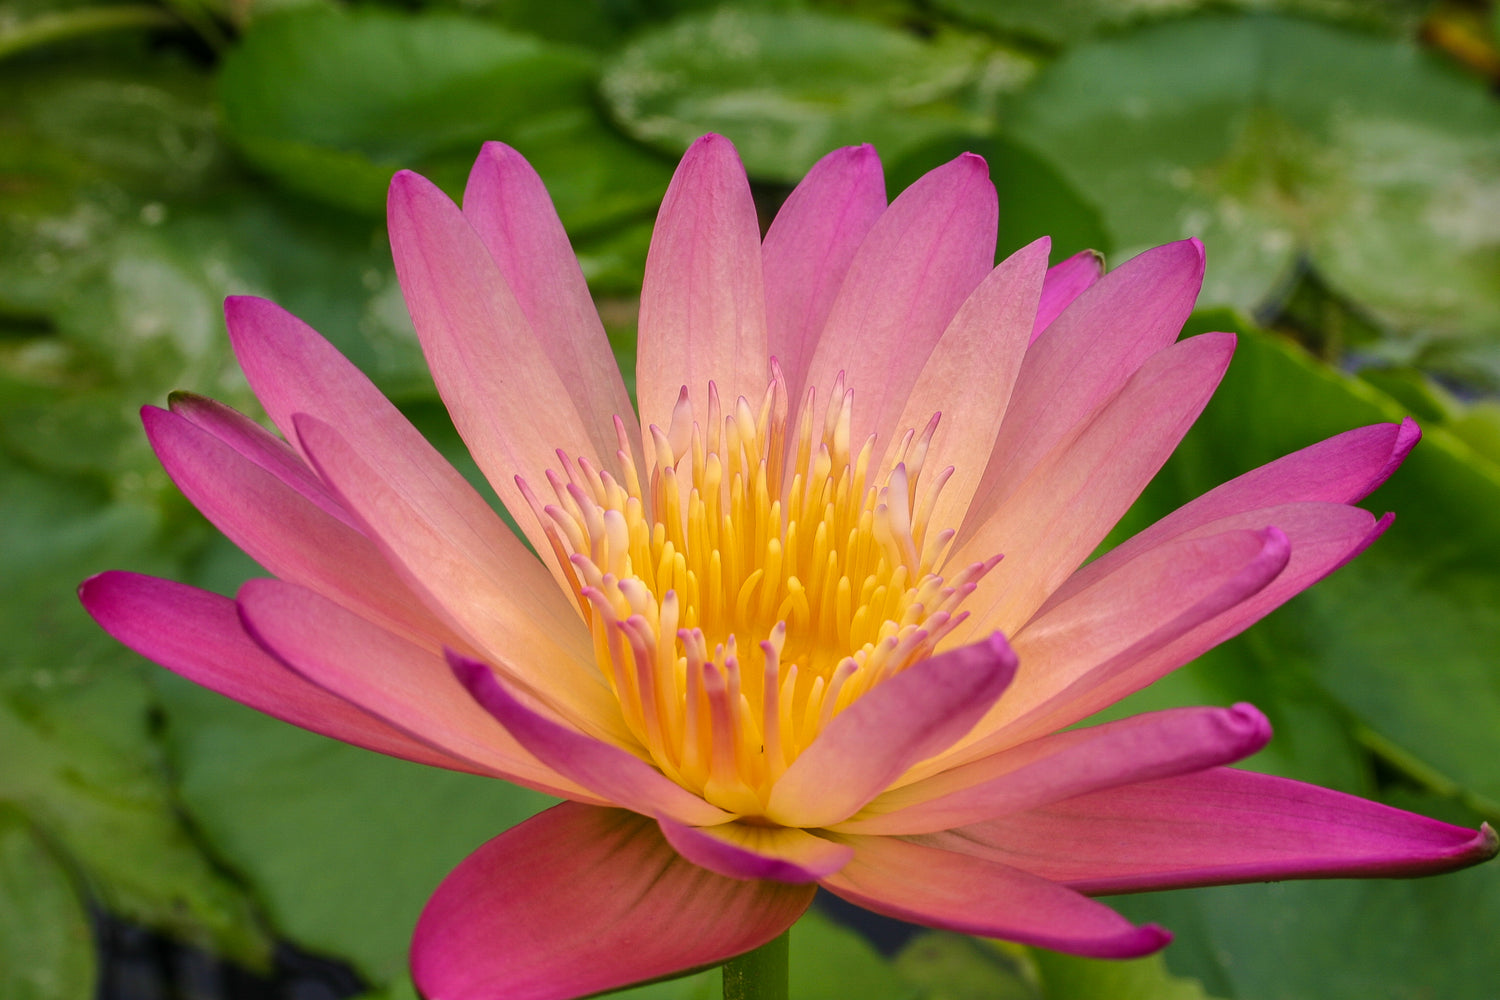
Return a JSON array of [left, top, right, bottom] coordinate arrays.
[[601, 6, 1033, 182], [895, 932, 1037, 1000], [1008, 13, 1500, 380], [1030, 948, 1218, 1000], [0, 806, 97, 1000]]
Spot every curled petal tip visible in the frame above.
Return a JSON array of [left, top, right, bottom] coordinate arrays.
[[1475, 822, 1499, 861], [1226, 701, 1274, 747]]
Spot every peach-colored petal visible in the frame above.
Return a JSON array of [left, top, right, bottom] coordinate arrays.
[[236, 578, 594, 799], [1032, 248, 1103, 343], [388, 168, 601, 585], [413, 804, 814, 1000], [657, 818, 853, 883], [450, 652, 733, 827], [920, 769, 1499, 894], [837, 704, 1270, 835], [462, 141, 640, 470], [954, 331, 1236, 637], [884, 237, 1049, 525], [637, 134, 767, 441], [761, 143, 887, 407], [79, 572, 471, 772], [803, 152, 998, 453], [961, 239, 1205, 540], [820, 834, 1171, 958], [763, 634, 1017, 829]]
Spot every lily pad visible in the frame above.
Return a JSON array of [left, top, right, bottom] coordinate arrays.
[[0, 806, 97, 1000]]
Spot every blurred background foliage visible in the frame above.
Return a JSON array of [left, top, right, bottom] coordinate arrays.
[[2, 0, 1499, 997]]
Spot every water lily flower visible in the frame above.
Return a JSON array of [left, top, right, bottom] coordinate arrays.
[[82, 135, 1496, 1000]]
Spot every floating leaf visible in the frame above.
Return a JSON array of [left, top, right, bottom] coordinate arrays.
[[0, 806, 97, 1000]]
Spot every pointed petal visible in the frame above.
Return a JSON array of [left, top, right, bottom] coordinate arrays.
[[388, 168, 601, 584], [637, 134, 768, 440], [450, 652, 732, 826], [838, 704, 1270, 835], [885, 237, 1049, 525], [764, 634, 1017, 828], [658, 819, 853, 883], [1032, 249, 1103, 343], [79, 572, 469, 771], [964, 239, 1205, 535], [805, 152, 998, 453], [413, 803, 815, 1000], [922, 768, 1499, 894], [761, 143, 887, 407], [820, 834, 1170, 958], [955, 332, 1236, 636], [291, 414, 626, 745], [235, 578, 592, 798], [463, 141, 640, 468]]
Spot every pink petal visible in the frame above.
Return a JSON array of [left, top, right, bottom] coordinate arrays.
[[657, 818, 853, 883], [388, 168, 603, 586], [955, 331, 1236, 637], [236, 578, 593, 799], [462, 141, 641, 470], [144, 405, 460, 651], [820, 834, 1170, 958], [761, 143, 887, 407], [884, 237, 1049, 527], [1032, 248, 1104, 343], [450, 651, 732, 827], [804, 152, 998, 454], [290, 413, 626, 744], [962, 239, 1205, 537], [412, 803, 815, 1000], [763, 634, 1017, 828], [78, 572, 469, 771], [922, 768, 1499, 894], [637, 134, 768, 442], [840, 703, 1271, 836]]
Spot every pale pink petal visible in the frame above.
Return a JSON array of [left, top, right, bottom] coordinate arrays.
[[291, 414, 629, 745], [637, 134, 768, 442], [450, 652, 732, 827], [885, 237, 1049, 526], [763, 634, 1017, 828], [1032, 249, 1103, 343], [236, 578, 594, 800], [920, 768, 1499, 894], [820, 834, 1170, 958], [144, 405, 462, 651], [79, 572, 469, 772], [761, 143, 887, 406], [804, 152, 998, 453], [837, 704, 1270, 835], [462, 141, 640, 469], [954, 332, 1236, 637], [413, 803, 815, 1000], [388, 168, 601, 585], [962, 239, 1205, 538], [657, 818, 853, 883]]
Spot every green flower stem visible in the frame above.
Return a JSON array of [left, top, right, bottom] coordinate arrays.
[[722, 930, 790, 1000], [0, 5, 178, 63]]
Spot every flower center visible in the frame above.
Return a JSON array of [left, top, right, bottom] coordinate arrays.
[[522, 369, 996, 815]]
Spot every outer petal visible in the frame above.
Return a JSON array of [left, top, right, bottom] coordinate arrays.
[[804, 152, 998, 454], [462, 141, 640, 469], [236, 578, 593, 799], [962, 239, 1205, 539], [450, 652, 732, 827], [413, 803, 815, 1000], [78, 572, 469, 772], [657, 819, 853, 883], [388, 168, 599, 586], [637, 134, 768, 442], [820, 834, 1170, 958], [955, 332, 1236, 637], [1032, 249, 1103, 343], [762, 144, 887, 408], [763, 634, 1017, 828], [838, 703, 1271, 835], [922, 768, 1499, 894]]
